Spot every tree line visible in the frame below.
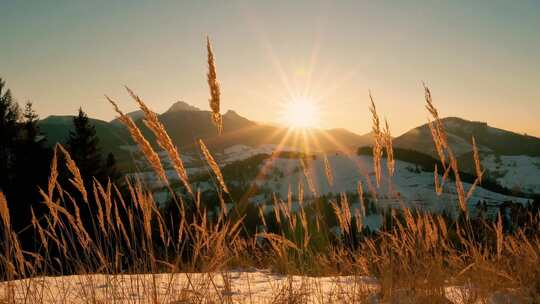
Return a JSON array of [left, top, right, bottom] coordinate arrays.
[[0, 77, 121, 247]]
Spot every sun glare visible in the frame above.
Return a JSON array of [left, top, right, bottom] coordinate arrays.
[[280, 96, 320, 129]]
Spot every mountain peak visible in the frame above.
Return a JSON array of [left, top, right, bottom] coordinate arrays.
[[440, 117, 488, 129], [224, 110, 241, 118], [166, 101, 201, 113]]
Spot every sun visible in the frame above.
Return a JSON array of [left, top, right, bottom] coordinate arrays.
[[280, 96, 320, 129]]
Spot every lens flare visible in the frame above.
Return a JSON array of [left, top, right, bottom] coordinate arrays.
[[280, 96, 320, 129]]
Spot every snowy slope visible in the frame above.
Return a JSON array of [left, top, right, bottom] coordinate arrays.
[[122, 143, 529, 210], [221, 144, 297, 164], [482, 154, 540, 194], [257, 154, 528, 211]]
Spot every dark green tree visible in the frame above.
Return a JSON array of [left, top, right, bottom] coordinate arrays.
[[0, 79, 52, 246], [0, 78, 20, 190], [11, 102, 52, 235], [66, 108, 104, 181], [22, 102, 39, 139]]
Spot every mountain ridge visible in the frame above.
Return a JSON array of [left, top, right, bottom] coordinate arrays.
[[39, 102, 539, 158], [393, 116, 540, 158]]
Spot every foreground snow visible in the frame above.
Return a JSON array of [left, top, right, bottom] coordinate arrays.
[[0, 272, 377, 303], [0, 271, 522, 303]]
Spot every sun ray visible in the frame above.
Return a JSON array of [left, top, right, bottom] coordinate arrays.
[[238, 127, 295, 204]]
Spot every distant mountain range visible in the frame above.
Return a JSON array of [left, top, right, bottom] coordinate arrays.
[[39, 102, 540, 157], [39, 100, 373, 154]]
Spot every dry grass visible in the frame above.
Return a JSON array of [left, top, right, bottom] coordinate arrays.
[[199, 138, 229, 194], [369, 91, 383, 188], [424, 84, 471, 213], [126, 86, 193, 196], [206, 36, 223, 135], [299, 157, 317, 196], [107, 95, 169, 187], [323, 153, 334, 187]]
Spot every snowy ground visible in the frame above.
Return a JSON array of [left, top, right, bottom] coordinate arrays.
[[0, 271, 521, 303], [0, 272, 377, 303]]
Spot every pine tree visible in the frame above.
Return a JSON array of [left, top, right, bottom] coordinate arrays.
[[63, 109, 124, 247], [22, 102, 39, 139], [11, 102, 52, 235], [0, 78, 20, 190], [66, 107, 104, 181], [0, 79, 52, 242]]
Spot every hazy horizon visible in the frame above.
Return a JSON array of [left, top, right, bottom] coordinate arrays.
[[1, 0, 539, 136]]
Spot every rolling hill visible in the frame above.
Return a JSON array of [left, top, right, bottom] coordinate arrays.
[[393, 117, 540, 158], [393, 117, 540, 195]]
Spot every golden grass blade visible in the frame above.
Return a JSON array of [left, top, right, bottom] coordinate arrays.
[[47, 145, 59, 200], [354, 207, 363, 232], [218, 190, 228, 216], [369, 91, 383, 187], [258, 205, 267, 229], [255, 232, 299, 251], [424, 84, 468, 213], [125, 86, 193, 196], [340, 192, 352, 233], [107, 95, 169, 186], [357, 180, 366, 216], [57, 144, 88, 204], [434, 164, 442, 195], [428, 119, 447, 169], [300, 157, 317, 196], [0, 192, 10, 230], [450, 149, 467, 213], [198, 139, 229, 194], [383, 119, 395, 177], [92, 181, 107, 235], [287, 184, 292, 211], [472, 136, 483, 184], [465, 136, 484, 201], [323, 153, 334, 187], [206, 36, 223, 134], [31, 208, 48, 248], [424, 84, 449, 151], [297, 180, 304, 207]]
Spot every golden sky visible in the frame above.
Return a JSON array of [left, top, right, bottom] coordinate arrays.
[[1, 1, 539, 137]]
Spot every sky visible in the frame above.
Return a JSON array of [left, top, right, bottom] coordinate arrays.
[[1, 0, 539, 137]]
